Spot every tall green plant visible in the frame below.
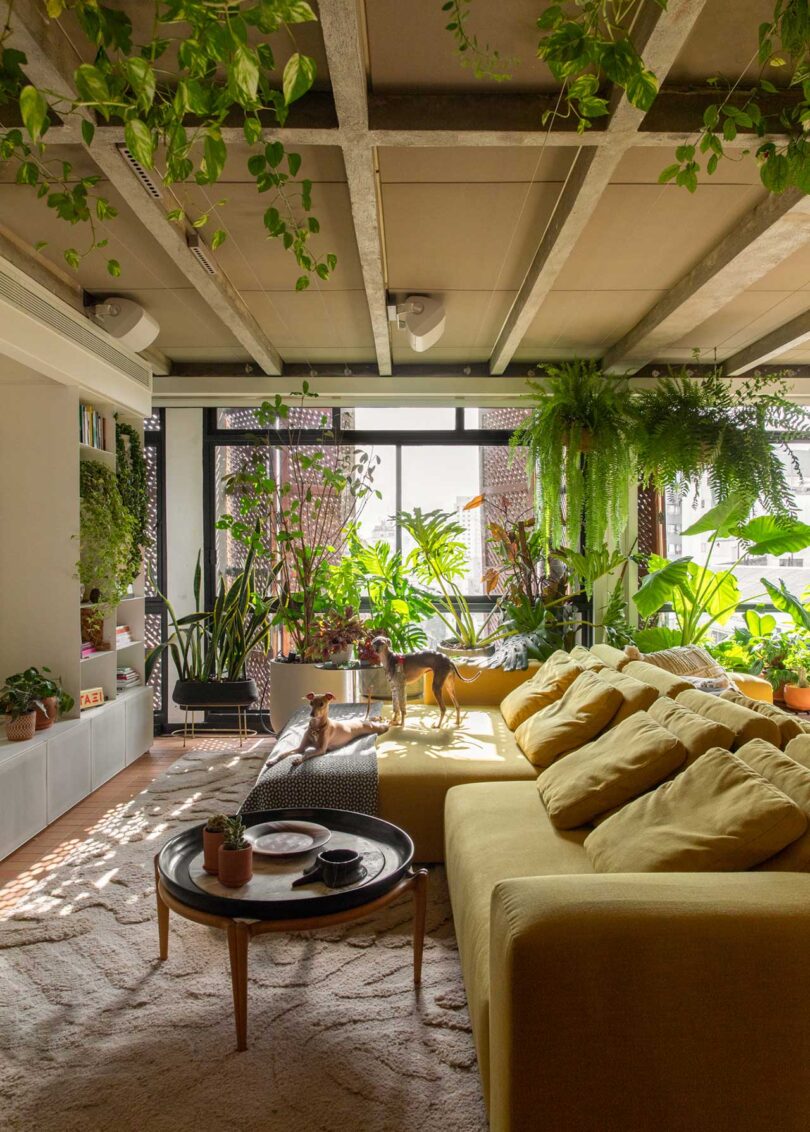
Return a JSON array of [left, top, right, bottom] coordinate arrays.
[[79, 459, 135, 605], [116, 419, 149, 585], [146, 546, 272, 683], [511, 360, 636, 554], [632, 494, 810, 647]]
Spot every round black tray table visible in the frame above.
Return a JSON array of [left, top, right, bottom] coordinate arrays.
[[154, 808, 427, 1051]]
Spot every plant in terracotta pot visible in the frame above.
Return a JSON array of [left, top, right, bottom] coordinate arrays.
[[0, 684, 46, 742], [2, 667, 74, 731], [203, 813, 230, 875], [785, 666, 810, 713], [218, 816, 253, 888]]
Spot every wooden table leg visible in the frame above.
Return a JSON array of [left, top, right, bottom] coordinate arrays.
[[154, 859, 169, 961], [411, 868, 429, 986], [227, 921, 251, 1051]]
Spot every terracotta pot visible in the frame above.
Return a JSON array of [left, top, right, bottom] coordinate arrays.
[[784, 684, 810, 712], [218, 844, 253, 888], [34, 696, 58, 731], [773, 681, 787, 704], [203, 828, 225, 874], [5, 712, 36, 742]]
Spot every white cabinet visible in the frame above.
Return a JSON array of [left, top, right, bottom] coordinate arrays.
[[47, 720, 92, 822], [0, 739, 47, 859], [124, 687, 154, 765], [90, 699, 126, 788]]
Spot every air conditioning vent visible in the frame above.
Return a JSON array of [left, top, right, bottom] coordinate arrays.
[[187, 231, 218, 275], [116, 143, 163, 199], [0, 263, 151, 387]]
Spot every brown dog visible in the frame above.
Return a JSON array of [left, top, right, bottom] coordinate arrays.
[[372, 635, 479, 728], [263, 692, 389, 769]]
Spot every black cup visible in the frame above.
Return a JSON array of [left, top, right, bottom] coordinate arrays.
[[318, 848, 362, 887]]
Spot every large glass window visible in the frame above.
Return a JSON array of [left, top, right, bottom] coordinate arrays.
[[144, 410, 166, 726], [205, 406, 533, 642]]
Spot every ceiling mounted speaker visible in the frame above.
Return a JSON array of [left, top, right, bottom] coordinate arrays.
[[387, 294, 446, 352], [92, 297, 160, 352]]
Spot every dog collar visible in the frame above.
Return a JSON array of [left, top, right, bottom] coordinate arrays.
[[393, 653, 405, 667]]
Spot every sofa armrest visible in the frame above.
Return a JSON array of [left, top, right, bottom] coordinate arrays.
[[489, 873, 810, 1132]]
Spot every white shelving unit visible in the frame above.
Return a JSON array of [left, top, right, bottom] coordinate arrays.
[[0, 380, 153, 860]]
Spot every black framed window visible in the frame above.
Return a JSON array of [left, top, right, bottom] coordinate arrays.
[[144, 409, 167, 729]]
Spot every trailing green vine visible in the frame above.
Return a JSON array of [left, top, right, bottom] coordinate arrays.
[[79, 458, 136, 606], [446, 0, 810, 195], [116, 418, 149, 585], [0, 0, 334, 286]]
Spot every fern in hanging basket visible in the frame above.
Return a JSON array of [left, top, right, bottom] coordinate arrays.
[[511, 360, 636, 552], [629, 368, 809, 515]]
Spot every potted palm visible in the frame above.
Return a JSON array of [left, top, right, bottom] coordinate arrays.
[[218, 815, 253, 888], [146, 545, 270, 709]]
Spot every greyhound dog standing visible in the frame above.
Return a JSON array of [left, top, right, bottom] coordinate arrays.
[[372, 635, 480, 728]]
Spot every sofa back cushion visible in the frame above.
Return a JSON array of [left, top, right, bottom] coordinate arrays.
[[785, 734, 810, 770], [569, 645, 606, 672], [676, 688, 780, 748], [589, 642, 631, 670], [720, 687, 804, 747], [626, 644, 727, 682], [500, 657, 582, 731], [595, 667, 659, 726], [514, 670, 623, 769], [735, 739, 810, 872], [648, 696, 735, 764], [623, 660, 692, 699], [584, 748, 807, 872], [537, 711, 686, 830]]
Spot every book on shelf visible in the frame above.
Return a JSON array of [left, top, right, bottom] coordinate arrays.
[[115, 625, 133, 647], [116, 666, 142, 688], [79, 403, 107, 451]]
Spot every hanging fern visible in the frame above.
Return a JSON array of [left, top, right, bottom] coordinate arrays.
[[511, 360, 636, 553], [116, 419, 150, 587], [630, 369, 809, 515]]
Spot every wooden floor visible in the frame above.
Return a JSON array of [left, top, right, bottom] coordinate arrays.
[[0, 733, 274, 917]]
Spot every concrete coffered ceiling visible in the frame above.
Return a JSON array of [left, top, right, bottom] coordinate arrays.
[[1, 0, 810, 393]]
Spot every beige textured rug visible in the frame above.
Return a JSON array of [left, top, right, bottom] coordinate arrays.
[[0, 742, 486, 1132]]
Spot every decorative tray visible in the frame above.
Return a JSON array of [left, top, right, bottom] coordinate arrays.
[[157, 808, 414, 921]]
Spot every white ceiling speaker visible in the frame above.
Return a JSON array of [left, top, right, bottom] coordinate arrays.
[[387, 294, 446, 352], [91, 297, 160, 352]]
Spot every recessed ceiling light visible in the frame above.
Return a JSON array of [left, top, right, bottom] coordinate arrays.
[[116, 143, 162, 199]]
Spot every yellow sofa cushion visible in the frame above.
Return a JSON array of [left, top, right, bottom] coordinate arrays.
[[585, 747, 807, 872], [721, 687, 804, 747], [376, 705, 537, 861], [589, 642, 631, 670], [499, 657, 582, 731], [537, 711, 686, 829], [627, 643, 727, 681], [624, 659, 692, 699], [735, 739, 810, 872], [648, 695, 735, 764], [595, 666, 659, 726], [785, 734, 810, 770], [569, 644, 607, 672], [730, 671, 774, 703], [514, 670, 623, 769], [676, 688, 781, 748]]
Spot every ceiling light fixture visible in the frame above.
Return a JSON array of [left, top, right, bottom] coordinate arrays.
[[186, 231, 218, 275], [92, 297, 160, 351], [387, 294, 446, 353], [116, 143, 163, 199]]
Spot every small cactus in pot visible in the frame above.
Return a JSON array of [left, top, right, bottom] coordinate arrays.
[[202, 812, 230, 875], [218, 815, 253, 888], [785, 666, 810, 712]]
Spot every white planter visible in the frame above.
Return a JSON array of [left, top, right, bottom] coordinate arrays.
[[438, 641, 493, 662], [269, 659, 353, 733]]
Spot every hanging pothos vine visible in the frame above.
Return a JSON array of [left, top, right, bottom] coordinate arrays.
[[445, 0, 810, 196], [0, 0, 334, 286], [115, 418, 149, 585]]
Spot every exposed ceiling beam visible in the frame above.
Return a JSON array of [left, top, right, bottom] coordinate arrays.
[[488, 0, 711, 374], [0, 220, 85, 312], [317, 0, 392, 376], [603, 189, 810, 372], [10, 0, 283, 375], [724, 309, 810, 376]]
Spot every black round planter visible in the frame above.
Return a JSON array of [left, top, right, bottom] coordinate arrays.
[[172, 679, 258, 708]]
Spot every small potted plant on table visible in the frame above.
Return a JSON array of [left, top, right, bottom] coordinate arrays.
[[218, 816, 253, 888], [203, 813, 230, 874]]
